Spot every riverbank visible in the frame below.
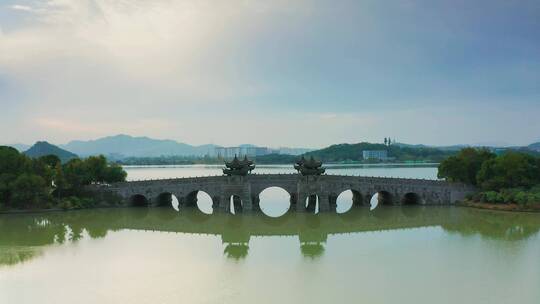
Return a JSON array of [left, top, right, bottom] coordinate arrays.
[[460, 200, 540, 213], [0, 204, 128, 215]]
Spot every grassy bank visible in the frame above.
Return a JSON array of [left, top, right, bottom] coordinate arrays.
[[460, 200, 540, 213]]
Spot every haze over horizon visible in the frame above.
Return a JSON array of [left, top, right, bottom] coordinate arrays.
[[1, 0, 539, 147]]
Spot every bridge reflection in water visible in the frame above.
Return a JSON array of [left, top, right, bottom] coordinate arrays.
[[1, 206, 539, 265]]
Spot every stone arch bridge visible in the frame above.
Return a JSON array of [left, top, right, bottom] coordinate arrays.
[[90, 174, 475, 213]]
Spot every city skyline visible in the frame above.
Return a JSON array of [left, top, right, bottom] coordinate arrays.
[[1, 0, 539, 147]]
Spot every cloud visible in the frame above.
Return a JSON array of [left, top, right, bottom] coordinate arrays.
[[0, 0, 539, 146], [0, 1, 290, 100], [9, 5, 33, 12]]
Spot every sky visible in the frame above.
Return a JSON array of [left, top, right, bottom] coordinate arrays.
[[1, 0, 539, 148]]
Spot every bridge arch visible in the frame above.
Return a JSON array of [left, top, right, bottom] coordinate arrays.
[[304, 194, 320, 214], [369, 190, 394, 209], [230, 194, 243, 215], [335, 189, 364, 214], [258, 186, 291, 218], [185, 190, 214, 214], [130, 194, 149, 207], [401, 192, 424, 205], [155, 192, 180, 210]]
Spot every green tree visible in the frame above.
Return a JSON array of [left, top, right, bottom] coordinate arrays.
[[29, 158, 54, 187], [0, 173, 15, 206], [0, 146, 29, 175], [84, 155, 108, 183], [39, 154, 61, 168], [53, 162, 70, 198], [103, 164, 127, 183], [477, 152, 540, 190], [10, 174, 49, 209], [437, 148, 496, 185], [62, 159, 90, 192]]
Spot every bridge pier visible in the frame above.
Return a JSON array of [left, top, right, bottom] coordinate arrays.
[[241, 194, 253, 212], [217, 195, 230, 213], [297, 194, 308, 212], [318, 196, 331, 212]]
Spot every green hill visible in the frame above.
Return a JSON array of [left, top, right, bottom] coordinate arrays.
[[304, 142, 455, 163], [24, 141, 78, 163]]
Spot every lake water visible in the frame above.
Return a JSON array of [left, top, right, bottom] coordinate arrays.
[[1, 165, 539, 304]]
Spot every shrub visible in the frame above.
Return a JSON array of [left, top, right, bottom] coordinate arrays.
[[484, 191, 502, 204], [515, 192, 530, 206], [471, 187, 540, 205], [59, 199, 74, 210]]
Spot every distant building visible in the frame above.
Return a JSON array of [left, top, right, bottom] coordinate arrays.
[[215, 146, 270, 159], [362, 150, 388, 161]]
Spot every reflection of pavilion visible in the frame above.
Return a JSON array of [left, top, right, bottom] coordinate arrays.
[[1, 207, 539, 265], [222, 231, 250, 260], [299, 231, 327, 259]]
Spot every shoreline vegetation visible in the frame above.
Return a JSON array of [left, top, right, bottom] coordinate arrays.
[[0, 146, 126, 213], [438, 148, 540, 212]]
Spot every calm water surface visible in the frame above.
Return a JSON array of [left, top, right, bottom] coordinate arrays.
[[1, 165, 539, 304]]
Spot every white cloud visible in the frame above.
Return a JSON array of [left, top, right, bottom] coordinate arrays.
[[0, 0, 304, 104], [10, 5, 33, 12], [1, 1, 539, 147]]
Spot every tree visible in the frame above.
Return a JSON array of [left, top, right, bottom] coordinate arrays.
[[477, 152, 540, 190], [437, 148, 496, 185], [84, 155, 108, 183], [29, 158, 54, 187], [0, 173, 15, 206], [0, 146, 29, 175], [39, 155, 61, 168], [384, 138, 388, 145], [0, 148, 126, 209], [53, 162, 70, 198], [10, 174, 49, 209], [103, 164, 127, 183]]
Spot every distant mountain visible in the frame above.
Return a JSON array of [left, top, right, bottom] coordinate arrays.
[[24, 141, 78, 163], [8, 144, 31, 152], [277, 147, 312, 155], [529, 142, 540, 152], [61, 134, 217, 158]]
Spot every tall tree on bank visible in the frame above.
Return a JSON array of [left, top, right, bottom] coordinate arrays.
[[477, 152, 540, 190], [437, 148, 496, 186]]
